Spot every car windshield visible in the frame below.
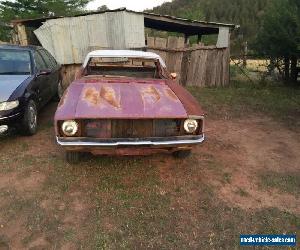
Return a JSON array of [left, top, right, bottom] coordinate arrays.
[[0, 49, 32, 75], [86, 57, 163, 79]]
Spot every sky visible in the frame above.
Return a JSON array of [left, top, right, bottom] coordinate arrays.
[[86, 0, 172, 11]]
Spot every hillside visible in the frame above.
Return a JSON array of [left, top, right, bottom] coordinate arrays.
[[148, 0, 272, 54]]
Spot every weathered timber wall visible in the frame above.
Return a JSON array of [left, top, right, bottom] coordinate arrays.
[[34, 11, 145, 65], [59, 36, 230, 88], [147, 36, 230, 87], [61, 64, 81, 89]]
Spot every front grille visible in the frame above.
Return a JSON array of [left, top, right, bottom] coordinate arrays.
[[84, 119, 182, 138]]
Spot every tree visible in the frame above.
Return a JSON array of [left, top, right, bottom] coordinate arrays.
[[255, 0, 300, 83], [97, 5, 109, 11], [149, 0, 272, 55], [0, 0, 91, 41]]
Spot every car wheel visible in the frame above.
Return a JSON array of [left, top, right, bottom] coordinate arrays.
[[53, 80, 63, 101], [172, 150, 192, 159], [21, 100, 38, 136], [66, 151, 81, 164]]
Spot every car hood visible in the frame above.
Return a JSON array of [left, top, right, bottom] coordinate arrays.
[[0, 75, 30, 102], [55, 78, 188, 120]]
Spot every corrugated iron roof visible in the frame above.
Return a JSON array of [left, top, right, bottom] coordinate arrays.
[[34, 11, 145, 64], [11, 8, 236, 29]]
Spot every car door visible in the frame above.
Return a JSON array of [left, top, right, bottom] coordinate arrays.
[[39, 49, 60, 97], [33, 50, 51, 107]]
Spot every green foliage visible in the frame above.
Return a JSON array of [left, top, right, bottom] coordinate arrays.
[[255, 0, 300, 58], [188, 81, 300, 128], [97, 5, 109, 11], [229, 65, 240, 78], [149, 0, 272, 53], [0, 22, 10, 41], [0, 0, 90, 20], [147, 0, 204, 21], [254, 0, 299, 82], [0, 0, 91, 41]]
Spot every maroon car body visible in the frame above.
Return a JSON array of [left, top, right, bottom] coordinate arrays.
[[55, 50, 205, 163]]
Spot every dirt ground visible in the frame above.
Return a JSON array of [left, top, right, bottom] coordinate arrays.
[[0, 101, 299, 249]]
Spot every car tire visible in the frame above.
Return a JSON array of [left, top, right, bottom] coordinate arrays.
[[66, 151, 81, 164], [20, 100, 38, 136], [53, 80, 63, 102], [172, 150, 192, 159]]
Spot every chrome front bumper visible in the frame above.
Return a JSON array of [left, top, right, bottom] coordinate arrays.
[[56, 135, 205, 147]]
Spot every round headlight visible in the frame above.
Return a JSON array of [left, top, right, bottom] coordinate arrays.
[[62, 120, 79, 136], [184, 119, 198, 133]]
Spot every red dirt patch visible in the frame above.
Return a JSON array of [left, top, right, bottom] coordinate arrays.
[[203, 116, 300, 215], [0, 172, 46, 193], [0, 102, 299, 248]]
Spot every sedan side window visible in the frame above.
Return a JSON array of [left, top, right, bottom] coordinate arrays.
[[34, 51, 47, 71], [39, 50, 53, 70], [44, 50, 58, 68]]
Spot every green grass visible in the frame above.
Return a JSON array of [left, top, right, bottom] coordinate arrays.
[[0, 85, 299, 249], [259, 172, 300, 197], [235, 187, 250, 197], [188, 81, 300, 128]]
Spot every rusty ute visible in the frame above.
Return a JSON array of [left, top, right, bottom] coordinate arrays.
[[54, 50, 205, 163]]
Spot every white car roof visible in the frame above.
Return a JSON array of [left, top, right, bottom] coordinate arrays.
[[83, 50, 166, 68]]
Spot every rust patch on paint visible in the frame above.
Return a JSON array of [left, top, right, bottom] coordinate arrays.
[[141, 86, 160, 104], [83, 87, 100, 105], [83, 86, 120, 109], [165, 88, 178, 101], [100, 86, 121, 109]]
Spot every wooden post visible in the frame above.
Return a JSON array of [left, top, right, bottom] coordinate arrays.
[[184, 34, 189, 46], [290, 56, 297, 83], [284, 56, 290, 81], [181, 34, 191, 86], [16, 24, 28, 45], [242, 41, 248, 67], [197, 34, 202, 44]]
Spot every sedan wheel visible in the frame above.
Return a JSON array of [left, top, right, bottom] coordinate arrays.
[[173, 150, 192, 159], [21, 100, 38, 136], [66, 151, 81, 164]]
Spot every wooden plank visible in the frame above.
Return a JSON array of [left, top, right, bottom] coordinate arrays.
[[215, 50, 222, 86], [181, 50, 190, 86], [197, 50, 208, 87], [154, 37, 167, 63], [147, 36, 155, 47], [191, 50, 201, 86], [223, 47, 230, 86], [61, 64, 82, 88], [190, 49, 201, 86], [16, 24, 28, 46], [186, 49, 197, 86], [198, 50, 208, 87], [147, 45, 217, 52], [166, 36, 178, 73], [164, 36, 184, 83], [146, 36, 231, 87], [205, 50, 213, 87]]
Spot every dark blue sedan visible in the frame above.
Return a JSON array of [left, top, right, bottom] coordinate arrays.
[[0, 45, 62, 135]]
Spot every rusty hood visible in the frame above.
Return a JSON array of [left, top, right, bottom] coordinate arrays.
[[55, 77, 204, 121]]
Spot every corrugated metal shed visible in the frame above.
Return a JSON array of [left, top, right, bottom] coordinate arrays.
[[34, 11, 145, 64]]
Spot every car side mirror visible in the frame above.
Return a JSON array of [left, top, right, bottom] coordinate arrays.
[[37, 69, 51, 76], [170, 72, 177, 80]]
